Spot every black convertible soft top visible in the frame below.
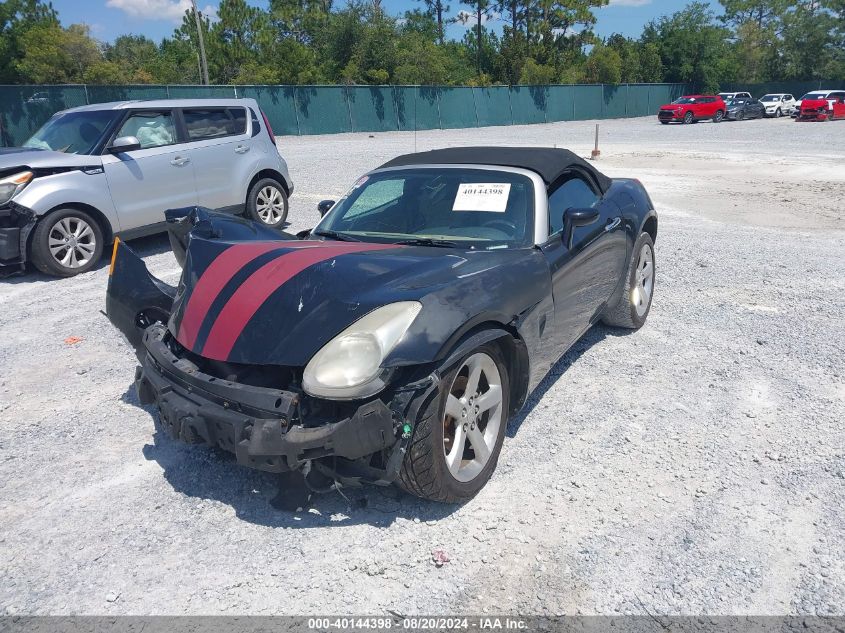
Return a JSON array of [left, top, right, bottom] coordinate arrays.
[[378, 146, 613, 193]]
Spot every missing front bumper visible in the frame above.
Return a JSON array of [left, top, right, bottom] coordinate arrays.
[[136, 325, 398, 474], [0, 204, 37, 273]]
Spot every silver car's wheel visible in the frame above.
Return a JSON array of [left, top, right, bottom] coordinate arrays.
[[30, 208, 105, 277], [632, 242, 655, 317], [247, 177, 288, 228], [48, 216, 97, 269], [443, 352, 504, 483], [256, 185, 285, 224]]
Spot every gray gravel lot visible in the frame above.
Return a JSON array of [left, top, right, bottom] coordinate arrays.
[[0, 116, 843, 616]]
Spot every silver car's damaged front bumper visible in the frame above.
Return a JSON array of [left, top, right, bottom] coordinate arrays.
[[0, 203, 37, 274]]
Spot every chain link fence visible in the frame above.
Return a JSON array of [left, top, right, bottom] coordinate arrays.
[[1, 83, 694, 146]]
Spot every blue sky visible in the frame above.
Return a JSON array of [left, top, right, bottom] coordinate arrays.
[[52, 0, 722, 43]]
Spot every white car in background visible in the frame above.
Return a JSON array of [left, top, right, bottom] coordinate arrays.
[[792, 90, 838, 118], [759, 93, 796, 117]]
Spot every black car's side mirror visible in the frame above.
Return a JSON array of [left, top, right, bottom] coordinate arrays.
[[562, 207, 600, 248], [107, 135, 141, 153], [317, 200, 335, 217]]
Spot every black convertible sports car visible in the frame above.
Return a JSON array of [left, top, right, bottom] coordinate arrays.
[[106, 147, 658, 504]]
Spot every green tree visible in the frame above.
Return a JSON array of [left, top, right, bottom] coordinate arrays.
[[643, 2, 732, 92], [15, 23, 101, 83], [104, 35, 160, 83], [0, 0, 59, 82], [519, 57, 555, 83], [582, 44, 621, 83], [413, 0, 449, 43]]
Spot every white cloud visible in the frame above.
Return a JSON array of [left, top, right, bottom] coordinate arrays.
[[105, 0, 217, 22], [605, 0, 652, 6]]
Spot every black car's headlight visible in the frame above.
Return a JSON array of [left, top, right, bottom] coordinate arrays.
[[302, 301, 422, 400], [0, 171, 33, 206]]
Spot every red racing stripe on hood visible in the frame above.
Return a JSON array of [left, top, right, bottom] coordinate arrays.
[[176, 241, 311, 350], [199, 243, 399, 361]]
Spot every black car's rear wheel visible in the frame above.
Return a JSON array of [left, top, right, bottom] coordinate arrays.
[[602, 232, 655, 330], [398, 343, 509, 503]]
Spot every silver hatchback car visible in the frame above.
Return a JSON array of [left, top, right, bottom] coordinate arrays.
[[0, 98, 293, 276]]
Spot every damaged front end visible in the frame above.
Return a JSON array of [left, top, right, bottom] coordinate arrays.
[[0, 203, 37, 274], [105, 210, 438, 489]]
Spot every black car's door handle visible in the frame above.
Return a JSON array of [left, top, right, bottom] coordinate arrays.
[[605, 217, 622, 232]]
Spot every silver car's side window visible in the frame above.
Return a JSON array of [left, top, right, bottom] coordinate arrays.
[[116, 111, 177, 149], [183, 108, 247, 141]]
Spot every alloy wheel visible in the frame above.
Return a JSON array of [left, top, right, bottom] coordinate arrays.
[[442, 352, 504, 483], [48, 216, 97, 269], [632, 242, 654, 317], [256, 185, 286, 224]]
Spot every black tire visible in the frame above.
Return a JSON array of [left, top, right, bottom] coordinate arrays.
[[713, 110, 725, 123], [602, 232, 655, 330], [30, 208, 104, 277], [683, 111, 694, 124], [398, 342, 510, 503], [737, 111, 745, 121], [660, 120, 669, 125], [246, 177, 288, 228], [776, 108, 782, 118]]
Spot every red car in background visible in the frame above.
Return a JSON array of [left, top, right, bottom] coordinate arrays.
[[658, 95, 727, 124], [796, 90, 845, 121]]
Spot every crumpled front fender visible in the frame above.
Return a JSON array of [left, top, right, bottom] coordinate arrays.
[[105, 239, 176, 357], [164, 206, 297, 268], [0, 202, 38, 274]]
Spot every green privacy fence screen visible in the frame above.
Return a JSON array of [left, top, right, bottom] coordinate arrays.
[[0, 82, 693, 146]]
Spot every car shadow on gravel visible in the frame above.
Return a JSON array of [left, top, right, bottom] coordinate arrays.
[[506, 324, 633, 438], [124, 383, 459, 527], [0, 232, 172, 282]]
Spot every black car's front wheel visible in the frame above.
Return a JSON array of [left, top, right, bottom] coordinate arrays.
[[398, 343, 509, 503], [602, 232, 655, 330]]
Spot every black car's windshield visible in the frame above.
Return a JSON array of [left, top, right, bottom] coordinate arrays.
[[23, 110, 118, 154], [672, 98, 698, 104], [726, 99, 747, 106], [316, 168, 535, 249]]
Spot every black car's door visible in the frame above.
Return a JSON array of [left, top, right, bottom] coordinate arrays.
[[539, 171, 628, 352]]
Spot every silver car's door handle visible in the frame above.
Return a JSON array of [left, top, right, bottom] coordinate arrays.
[[605, 217, 622, 232], [170, 156, 190, 166], [234, 145, 250, 154]]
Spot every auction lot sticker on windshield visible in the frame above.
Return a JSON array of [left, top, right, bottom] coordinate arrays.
[[453, 183, 511, 212]]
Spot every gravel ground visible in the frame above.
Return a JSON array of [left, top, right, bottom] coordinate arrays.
[[0, 116, 843, 616]]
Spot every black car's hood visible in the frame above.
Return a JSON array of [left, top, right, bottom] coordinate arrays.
[[169, 215, 548, 367]]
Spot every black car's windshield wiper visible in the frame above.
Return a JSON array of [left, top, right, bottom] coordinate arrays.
[[395, 237, 459, 248], [311, 229, 361, 242]]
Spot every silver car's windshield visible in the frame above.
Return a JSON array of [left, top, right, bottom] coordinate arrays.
[[24, 110, 118, 155], [761, 95, 780, 102], [316, 168, 535, 249]]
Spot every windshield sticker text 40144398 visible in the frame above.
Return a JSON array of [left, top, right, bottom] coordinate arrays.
[[452, 183, 511, 213]]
